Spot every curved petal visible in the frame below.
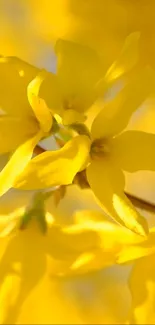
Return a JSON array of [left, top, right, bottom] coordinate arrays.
[[86, 159, 148, 236], [27, 71, 53, 133], [117, 227, 155, 264], [14, 135, 91, 190], [0, 131, 42, 197], [91, 67, 155, 139], [113, 130, 155, 172], [105, 32, 140, 84], [55, 39, 103, 112], [129, 252, 155, 324], [0, 116, 38, 154], [39, 71, 63, 116], [74, 209, 143, 244]]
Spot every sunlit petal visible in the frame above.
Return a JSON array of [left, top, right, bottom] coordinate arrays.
[[0, 131, 42, 197], [27, 71, 53, 132], [105, 32, 140, 83], [15, 135, 90, 190], [86, 159, 148, 236], [91, 68, 155, 139]]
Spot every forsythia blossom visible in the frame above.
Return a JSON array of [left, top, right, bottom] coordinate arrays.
[[0, 33, 150, 237], [1, 3, 155, 324], [14, 67, 155, 236]]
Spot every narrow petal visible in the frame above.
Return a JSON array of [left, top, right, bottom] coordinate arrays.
[[74, 210, 143, 246], [27, 71, 53, 132], [55, 39, 102, 112], [113, 130, 155, 172], [14, 136, 91, 190], [86, 159, 148, 236], [39, 71, 63, 116], [0, 116, 38, 154], [0, 131, 42, 197], [91, 67, 155, 139], [129, 253, 155, 324], [105, 32, 140, 83]]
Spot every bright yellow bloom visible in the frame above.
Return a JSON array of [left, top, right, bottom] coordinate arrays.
[[0, 61, 53, 196], [53, 32, 140, 123], [86, 68, 155, 236], [0, 33, 139, 197], [14, 66, 155, 236], [0, 186, 143, 324], [0, 32, 140, 123], [0, 41, 104, 124]]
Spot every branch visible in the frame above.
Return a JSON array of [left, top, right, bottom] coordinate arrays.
[[34, 145, 46, 155], [125, 191, 155, 214]]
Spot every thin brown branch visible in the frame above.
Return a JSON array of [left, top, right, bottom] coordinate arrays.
[[34, 145, 46, 155], [125, 191, 155, 214]]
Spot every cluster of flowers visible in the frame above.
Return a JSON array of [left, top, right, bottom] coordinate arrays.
[[0, 33, 155, 323]]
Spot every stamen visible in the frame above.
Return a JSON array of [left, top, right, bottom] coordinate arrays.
[[90, 138, 110, 160]]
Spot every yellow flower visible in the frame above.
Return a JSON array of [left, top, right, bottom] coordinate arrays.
[[0, 32, 140, 124], [53, 33, 140, 124], [0, 61, 53, 196], [14, 66, 155, 236], [0, 32, 139, 197], [86, 68, 155, 237], [0, 186, 142, 324]]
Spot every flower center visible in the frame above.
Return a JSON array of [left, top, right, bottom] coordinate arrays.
[[90, 138, 110, 160]]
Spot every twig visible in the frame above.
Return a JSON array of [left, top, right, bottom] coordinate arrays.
[[125, 191, 155, 214], [34, 145, 46, 155]]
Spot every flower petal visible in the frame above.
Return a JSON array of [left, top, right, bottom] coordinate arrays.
[[129, 252, 155, 324], [15, 135, 91, 190], [0, 56, 62, 117], [117, 228, 155, 264], [27, 71, 53, 133], [0, 221, 84, 324], [0, 56, 38, 116], [39, 72, 63, 116], [0, 131, 42, 197], [105, 32, 140, 83], [62, 109, 86, 125], [55, 39, 102, 112], [91, 67, 155, 139], [0, 116, 38, 154], [113, 130, 155, 172], [86, 159, 148, 236]]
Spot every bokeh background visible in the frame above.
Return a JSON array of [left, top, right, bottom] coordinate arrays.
[[1, 1, 155, 323]]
